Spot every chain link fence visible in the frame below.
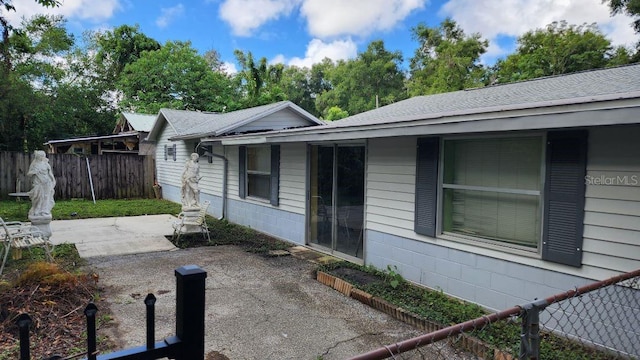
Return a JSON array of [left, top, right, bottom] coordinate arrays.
[[350, 268, 640, 360]]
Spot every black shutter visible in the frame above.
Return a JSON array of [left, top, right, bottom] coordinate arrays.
[[239, 146, 246, 199], [415, 137, 440, 237], [172, 144, 176, 161], [164, 145, 167, 161], [542, 130, 588, 267], [270, 145, 280, 206]]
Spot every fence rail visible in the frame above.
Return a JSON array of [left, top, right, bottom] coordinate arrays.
[[0, 151, 156, 201], [16, 265, 206, 360], [350, 268, 640, 360]]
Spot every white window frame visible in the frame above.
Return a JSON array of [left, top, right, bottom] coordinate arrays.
[[437, 133, 547, 255], [246, 145, 271, 201]]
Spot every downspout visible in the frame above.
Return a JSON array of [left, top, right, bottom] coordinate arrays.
[[196, 142, 227, 220]]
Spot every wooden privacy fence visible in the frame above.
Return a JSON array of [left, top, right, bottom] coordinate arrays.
[[0, 151, 156, 200]]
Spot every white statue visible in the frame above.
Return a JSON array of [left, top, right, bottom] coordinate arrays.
[[181, 153, 201, 209], [27, 150, 56, 218]]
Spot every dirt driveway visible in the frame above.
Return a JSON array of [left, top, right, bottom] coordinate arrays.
[[87, 246, 422, 360]]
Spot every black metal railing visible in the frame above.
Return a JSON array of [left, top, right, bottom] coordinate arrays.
[[16, 265, 207, 360]]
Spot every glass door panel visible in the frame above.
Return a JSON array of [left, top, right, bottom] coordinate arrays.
[[335, 146, 365, 258], [308, 144, 365, 259], [309, 145, 333, 248]]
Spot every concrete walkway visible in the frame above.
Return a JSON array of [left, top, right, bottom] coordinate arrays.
[[49, 215, 178, 257]]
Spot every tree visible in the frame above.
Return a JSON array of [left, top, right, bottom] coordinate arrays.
[[203, 48, 224, 73], [92, 24, 160, 83], [324, 106, 348, 121], [0, 14, 78, 151], [606, 0, 640, 33], [233, 50, 286, 108], [316, 40, 406, 117], [0, 0, 62, 151], [407, 18, 488, 96], [118, 40, 234, 113], [0, 0, 60, 74], [494, 21, 626, 83]]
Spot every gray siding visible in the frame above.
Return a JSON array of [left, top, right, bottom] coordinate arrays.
[[199, 143, 224, 198], [583, 125, 640, 273], [232, 109, 312, 133], [366, 131, 640, 286], [156, 123, 190, 191], [366, 137, 416, 237], [279, 143, 306, 215]]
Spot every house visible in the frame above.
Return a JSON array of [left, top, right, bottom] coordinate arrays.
[[45, 112, 157, 155], [146, 100, 325, 217], [151, 66, 640, 316]]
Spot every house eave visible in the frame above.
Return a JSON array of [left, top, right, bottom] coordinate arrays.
[[201, 96, 640, 145]]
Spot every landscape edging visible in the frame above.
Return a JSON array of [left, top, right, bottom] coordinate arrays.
[[315, 270, 514, 360]]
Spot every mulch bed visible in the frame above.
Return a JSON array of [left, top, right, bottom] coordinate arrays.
[[328, 266, 383, 287], [0, 267, 115, 359]]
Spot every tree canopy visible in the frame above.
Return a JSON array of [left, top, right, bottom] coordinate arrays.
[[118, 41, 234, 114], [0, 4, 639, 151], [316, 40, 407, 117], [407, 18, 488, 96], [494, 21, 628, 83]]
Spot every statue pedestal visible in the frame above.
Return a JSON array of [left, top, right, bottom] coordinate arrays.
[[29, 215, 52, 239], [180, 209, 201, 233]]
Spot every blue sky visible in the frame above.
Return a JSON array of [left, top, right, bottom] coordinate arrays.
[[7, 0, 639, 73]]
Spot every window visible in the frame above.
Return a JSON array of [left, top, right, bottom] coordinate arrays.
[[415, 131, 588, 267], [441, 137, 542, 249], [239, 145, 280, 205], [165, 144, 176, 161], [247, 146, 271, 199]]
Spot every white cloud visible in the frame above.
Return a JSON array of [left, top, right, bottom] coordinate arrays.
[[440, 0, 638, 52], [156, 4, 185, 28], [221, 61, 238, 75], [217, 0, 426, 38], [218, 0, 300, 36], [300, 0, 427, 38], [275, 38, 357, 68], [5, 0, 121, 26]]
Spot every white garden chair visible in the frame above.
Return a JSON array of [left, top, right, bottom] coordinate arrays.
[[1, 217, 53, 275], [172, 200, 211, 242]]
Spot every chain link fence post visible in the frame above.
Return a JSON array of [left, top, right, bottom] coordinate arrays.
[[519, 299, 548, 360]]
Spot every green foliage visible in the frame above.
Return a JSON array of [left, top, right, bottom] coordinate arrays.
[[324, 106, 348, 121], [118, 40, 234, 113], [321, 262, 612, 359], [232, 50, 287, 109], [385, 265, 404, 289], [407, 18, 488, 96], [316, 40, 407, 117], [494, 21, 625, 83], [93, 24, 160, 83]]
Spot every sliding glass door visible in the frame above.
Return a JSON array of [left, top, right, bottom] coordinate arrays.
[[309, 144, 364, 259]]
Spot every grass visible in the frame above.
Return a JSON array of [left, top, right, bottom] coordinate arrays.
[[1, 198, 182, 222]]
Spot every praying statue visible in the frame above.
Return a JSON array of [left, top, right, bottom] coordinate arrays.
[[181, 153, 201, 209], [27, 150, 56, 219]]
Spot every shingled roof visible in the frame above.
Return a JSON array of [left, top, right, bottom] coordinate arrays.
[[146, 100, 323, 142], [327, 64, 640, 128]]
